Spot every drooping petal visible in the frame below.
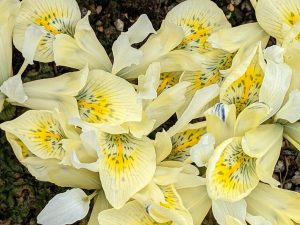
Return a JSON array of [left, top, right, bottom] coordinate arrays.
[[0, 110, 68, 160], [177, 186, 211, 225], [37, 188, 90, 225], [212, 199, 247, 225], [165, 0, 231, 53], [168, 84, 220, 137], [208, 23, 269, 53], [207, 137, 259, 201], [112, 33, 143, 74], [124, 14, 156, 44], [53, 13, 112, 71], [0, 74, 28, 103], [205, 103, 236, 145], [275, 90, 300, 123], [22, 25, 46, 64], [76, 70, 142, 125], [0, 0, 20, 84], [246, 183, 300, 224], [241, 124, 283, 158], [234, 102, 269, 137], [13, 0, 81, 62], [256, 146, 282, 186], [17, 154, 101, 189], [256, 0, 300, 42], [98, 132, 156, 209], [24, 65, 89, 96], [167, 122, 206, 162], [220, 43, 264, 115], [98, 200, 172, 225], [117, 21, 185, 79]]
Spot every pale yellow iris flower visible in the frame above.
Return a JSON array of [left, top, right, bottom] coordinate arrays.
[[0, 0, 21, 110]]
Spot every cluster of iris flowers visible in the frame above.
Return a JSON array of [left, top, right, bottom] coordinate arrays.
[[0, 0, 300, 224]]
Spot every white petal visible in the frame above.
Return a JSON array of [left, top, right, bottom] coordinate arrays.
[[208, 23, 269, 53], [154, 131, 172, 163], [242, 124, 283, 158], [137, 62, 161, 100], [117, 20, 184, 79], [112, 33, 143, 74], [125, 14, 156, 44], [263, 45, 284, 63], [190, 133, 215, 167], [0, 74, 28, 103], [37, 188, 90, 225], [71, 151, 99, 172], [22, 25, 46, 64]]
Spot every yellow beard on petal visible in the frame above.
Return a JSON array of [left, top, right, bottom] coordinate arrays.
[[286, 11, 300, 25], [157, 72, 181, 95], [76, 82, 114, 123], [176, 18, 213, 53], [221, 55, 264, 114], [159, 185, 183, 210], [35, 13, 61, 35], [168, 127, 206, 161], [102, 134, 138, 175], [209, 138, 259, 200], [27, 120, 66, 158]]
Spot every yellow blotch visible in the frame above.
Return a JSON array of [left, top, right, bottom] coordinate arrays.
[[211, 139, 257, 196], [222, 55, 264, 114], [168, 127, 206, 161], [16, 138, 33, 158], [159, 185, 182, 210], [177, 18, 213, 52], [102, 134, 137, 176], [77, 96, 112, 123], [35, 13, 60, 34], [157, 72, 180, 95], [286, 11, 300, 26]]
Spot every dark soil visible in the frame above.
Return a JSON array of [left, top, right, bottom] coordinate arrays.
[[0, 0, 298, 225]]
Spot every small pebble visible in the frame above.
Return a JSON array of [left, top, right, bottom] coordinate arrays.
[[227, 3, 235, 12], [274, 160, 285, 173], [231, 0, 242, 6], [291, 175, 300, 185], [96, 5, 102, 14], [114, 19, 124, 32], [284, 182, 292, 190]]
